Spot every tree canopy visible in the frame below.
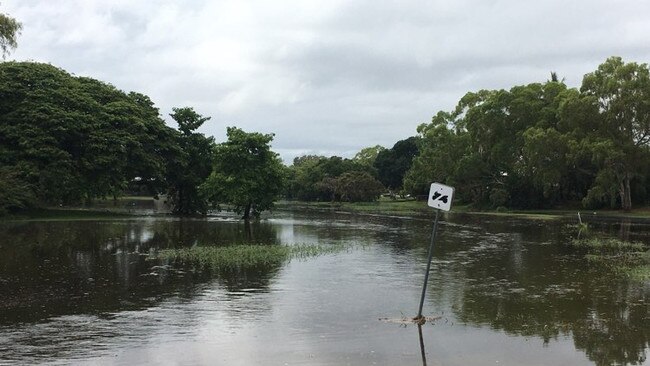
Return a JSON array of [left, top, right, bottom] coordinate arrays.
[[0, 62, 178, 210], [577, 57, 650, 210], [285, 155, 379, 201], [374, 136, 419, 191], [404, 57, 650, 211], [353, 145, 385, 167], [200, 127, 285, 219], [166, 107, 215, 214]]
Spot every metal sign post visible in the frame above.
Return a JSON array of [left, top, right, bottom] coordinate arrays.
[[416, 183, 454, 320]]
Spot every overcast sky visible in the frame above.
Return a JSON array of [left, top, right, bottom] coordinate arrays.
[[4, 0, 650, 163]]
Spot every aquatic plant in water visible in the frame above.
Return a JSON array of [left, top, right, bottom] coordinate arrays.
[[152, 243, 345, 270], [574, 237, 649, 281], [572, 237, 645, 252]]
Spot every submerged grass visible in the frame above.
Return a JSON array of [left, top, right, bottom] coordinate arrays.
[[575, 237, 649, 282], [572, 237, 645, 252], [625, 265, 650, 281], [153, 243, 345, 270]]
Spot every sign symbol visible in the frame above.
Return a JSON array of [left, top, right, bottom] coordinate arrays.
[[427, 183, 454, 212], [430, 191, 448, 204]]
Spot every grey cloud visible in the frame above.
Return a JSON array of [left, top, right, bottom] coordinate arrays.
[[4, 0, 650, 164]]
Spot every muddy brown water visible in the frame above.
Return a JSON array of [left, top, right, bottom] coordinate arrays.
[[0, 207, 648, 365]]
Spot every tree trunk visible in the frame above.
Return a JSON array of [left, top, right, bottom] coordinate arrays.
[[242, 202, 252, 220], [619, 174, 632, 212]]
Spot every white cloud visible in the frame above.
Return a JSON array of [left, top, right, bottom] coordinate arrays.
[[4, 0, 650, 162]]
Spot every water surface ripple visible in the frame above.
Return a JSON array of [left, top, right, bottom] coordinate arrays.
[[0, 208, 648, 365]]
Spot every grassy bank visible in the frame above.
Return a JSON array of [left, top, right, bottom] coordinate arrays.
[[281, 199, 564, 220], [281, 199, 650, 221], [151, 243, 345, 270], [286, 199, 429, 216]]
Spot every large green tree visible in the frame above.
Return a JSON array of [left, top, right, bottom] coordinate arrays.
[[404, 111, 469, 198], [167, 107, 214, 215], [0, 62, 177, 207], [405, 57, 650, 210], [374, 136, 419, 191], [405, 80, 589, 208], [577, 57, 650, 211], [201, 127, 284, 220]]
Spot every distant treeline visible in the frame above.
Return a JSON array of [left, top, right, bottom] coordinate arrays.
[[288, 57, 650, 211], [1, 57, 649, 216], [413, 56, 650, 211]]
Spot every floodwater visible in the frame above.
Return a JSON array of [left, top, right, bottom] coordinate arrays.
[[0, 207, 649, 365]]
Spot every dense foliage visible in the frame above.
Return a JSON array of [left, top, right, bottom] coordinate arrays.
[[404, 57, 650, 210], [200, 127, 285, 219], [0, 62, 178, 210], [2, 56, 649, 214], [373, 137, 419, 191], [0, 62, 277, 217], [285, 155, 383, 202], [167, 107, 214, 214]]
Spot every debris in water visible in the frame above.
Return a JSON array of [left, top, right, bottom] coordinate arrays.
[[378, 316, 442, 325]]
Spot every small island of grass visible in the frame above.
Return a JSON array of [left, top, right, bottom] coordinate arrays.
[[572, 237, 650, 282], [151, 243, 345, 270]]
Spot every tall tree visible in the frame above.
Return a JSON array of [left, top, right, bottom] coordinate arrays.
[[374, 137, 419, 191], [201, 127, 284, 220], [0, 8, 21, 58], [167, 107, 214, 214], [404, 111, 470, 198], [578, 57, 650, 211]]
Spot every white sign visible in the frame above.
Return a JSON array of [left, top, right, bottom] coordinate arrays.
[[427, 183, 454, 211]]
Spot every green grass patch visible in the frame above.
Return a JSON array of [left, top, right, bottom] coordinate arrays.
[[284, 200, 430, 217], [480, 211, 562, 220], [152, 243, 345, 270], [282, 201, 650, 221], [578, 238, 649, 283], [624, 265, 650, 281], [572, 238, 645, 252], [281, 200, 565, 220]]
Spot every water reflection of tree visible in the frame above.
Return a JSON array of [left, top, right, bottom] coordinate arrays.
[[451, 233, 650, 366], [148, 219, 280, 248], [0, 219, 283, 324]]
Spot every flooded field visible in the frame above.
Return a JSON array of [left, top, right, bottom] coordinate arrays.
[[0, 208, 648, 365]]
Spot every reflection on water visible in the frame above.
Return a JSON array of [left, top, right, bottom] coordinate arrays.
[[0, 209, 648, 365], [418, 324, 427, 366]]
